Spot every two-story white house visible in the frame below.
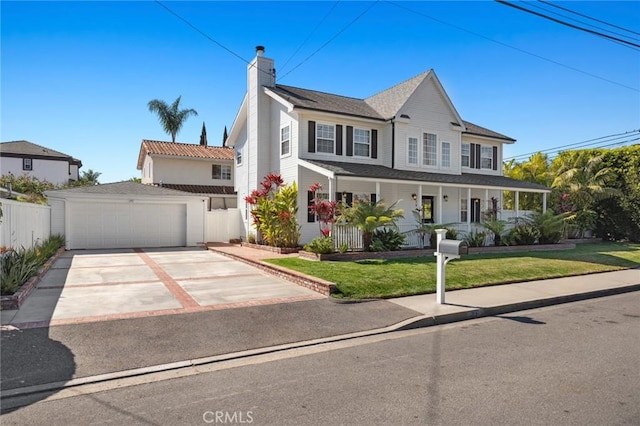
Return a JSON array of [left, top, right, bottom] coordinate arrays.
[[0, 140, 82, 185], [225, 46, 550, 244], [137, 140, 236, 210]]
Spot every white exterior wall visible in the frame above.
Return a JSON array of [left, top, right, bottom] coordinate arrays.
[[141, 156, 154, 184], [1, 157, 75, 186], [395, 77, 462, 175], [0, 199, 51, 249], [147, 156, 234, 186], [49, 198, 66, 236], [460, 135, 503, 176]]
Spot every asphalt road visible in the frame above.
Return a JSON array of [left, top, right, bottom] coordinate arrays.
[[2, 292, 639, 425]]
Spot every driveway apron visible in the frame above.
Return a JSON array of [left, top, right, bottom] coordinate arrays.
[[1, 248, 323, 329]]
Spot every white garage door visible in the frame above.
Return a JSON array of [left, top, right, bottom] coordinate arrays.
[[68, 201, 187, 249]]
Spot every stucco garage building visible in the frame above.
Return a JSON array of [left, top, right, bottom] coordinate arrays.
[[45, 182, 206, 250]]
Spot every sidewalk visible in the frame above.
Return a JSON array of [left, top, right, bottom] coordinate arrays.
[[1, 243, 638, 399]]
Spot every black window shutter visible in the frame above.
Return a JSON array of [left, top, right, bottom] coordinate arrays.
[[370, 193, 377, 204], [335, 192, 343, 204], [371, 129, 378, 159], [475, 144, 481, 169], [307, 191, 315, 222], [336, 125, 343, 156], [346, 192, 353, 206], [346, 126, 353, 156], [492, 146, 498, 171], [469, 143, 476, 169], [308, 121, 316, 153]]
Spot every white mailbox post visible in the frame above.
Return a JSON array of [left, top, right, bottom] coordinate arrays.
[[433, 229, 468, 304]]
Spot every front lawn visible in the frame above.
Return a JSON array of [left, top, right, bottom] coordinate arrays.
[[264, 242, 640, 299]]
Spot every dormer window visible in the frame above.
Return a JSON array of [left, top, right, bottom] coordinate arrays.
[[23, 158, 33, 171]]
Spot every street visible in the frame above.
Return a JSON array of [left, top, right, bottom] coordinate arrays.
[[2, 292, 639, 425]]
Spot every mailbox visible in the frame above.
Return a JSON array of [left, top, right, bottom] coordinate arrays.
[[438, 239, 468, 256]]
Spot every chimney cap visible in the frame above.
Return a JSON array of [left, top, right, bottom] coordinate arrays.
[[255, 45, 265, 55]]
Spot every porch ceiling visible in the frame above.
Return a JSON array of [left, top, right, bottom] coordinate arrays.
[[303, 159, 551, 193]]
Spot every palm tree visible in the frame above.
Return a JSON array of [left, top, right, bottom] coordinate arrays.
[[147, 96, 198, 142], [80, 169, 101, 186], [338, 199, 403, 251]]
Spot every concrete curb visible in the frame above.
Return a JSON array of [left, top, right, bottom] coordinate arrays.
[[2, 283, 638, 400]]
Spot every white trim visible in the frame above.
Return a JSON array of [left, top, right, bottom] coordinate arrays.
[[298, 159, 335, 179]]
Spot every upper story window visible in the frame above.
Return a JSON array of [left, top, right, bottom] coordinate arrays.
[[441, 142, 451, 168], [481, 146, 493, 169], [316, 123, 335, 154], [422, 133, 437, 166], [281, 125, 290, 156], [23, 158, 33, 171], [461, 143, 470, 168], [408, 137, 418, 165], [212, 164, 232, 180], [236, 149, 242, 165], [353, 128, 370, 157]]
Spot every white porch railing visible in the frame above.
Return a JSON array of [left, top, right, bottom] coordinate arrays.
[[331, 223, 429, 251]]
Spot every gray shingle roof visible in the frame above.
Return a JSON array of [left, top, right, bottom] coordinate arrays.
[[305, 160, 550, 191], [160, 184, 236, 195], [1, 140, 82, 165], [45, 181, 202, 197], [364, 71, 430, 119], [269, 85, 385, 121], [462, 121, 516, 142]]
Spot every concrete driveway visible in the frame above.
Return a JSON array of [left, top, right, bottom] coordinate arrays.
[[1, 248, 323, 329]]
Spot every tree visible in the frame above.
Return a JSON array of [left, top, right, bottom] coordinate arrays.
[[503, 152, 552, 211], [222, 126, 228, 146], [79, 169, 101, 186], [200, 122, 208, 146], [147, 96, 198, 142], [337, 198, 403, 251]]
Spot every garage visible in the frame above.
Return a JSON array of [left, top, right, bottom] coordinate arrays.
[[45, 182, 207, 250]]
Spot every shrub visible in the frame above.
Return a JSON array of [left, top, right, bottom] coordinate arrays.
[[527, 211, 567, 244], [338, 242, 349, 254], [506, 224, 540, 245], [304, 236, 334, 254], [429, 227, 459, 248], [371, 228, 406, 251], [463, 230, 486, 247], [0, 235, 65, 295]]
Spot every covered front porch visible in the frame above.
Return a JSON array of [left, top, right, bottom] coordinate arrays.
[[299, 159, 551, 248]]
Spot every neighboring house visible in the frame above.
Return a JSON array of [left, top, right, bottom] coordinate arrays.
[[225, 46, 551, 244], [136, 140, 236, 210], [0, 140, 82, 185]]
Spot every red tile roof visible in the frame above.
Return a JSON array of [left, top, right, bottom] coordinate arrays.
[[137, 140, 234, 169]]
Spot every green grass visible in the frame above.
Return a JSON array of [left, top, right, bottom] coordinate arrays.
[[264, 242, 640, 299]]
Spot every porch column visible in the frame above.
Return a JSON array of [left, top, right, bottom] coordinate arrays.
[[437, 186, 443, 224], [484, 189, 489, 212], [542, 192, 547, 213], [375, 181, 380, 202], [328, 177, 334, 201], [515, 191, 520, 218], [467, 188, 471, 231]]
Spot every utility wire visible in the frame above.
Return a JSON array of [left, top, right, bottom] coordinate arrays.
[[495, 0, 640, 50], [504, 129, 640, 160], [386, 1, 639, 92], [538, 0, 640, 37], [279, 1, 341, 74], [154, 1, 273, 79], [523, 0, 640, 43], [278, 1, 379, 81]]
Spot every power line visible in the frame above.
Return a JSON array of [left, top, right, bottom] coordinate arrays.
[[538, 0, 640, 37], [154, 1, 273, 80], [386, 1, 639, 92], [495, 0, 640, 50], [279, 1, 341, 74], [523, 0, 640, 44], [504, 129, 640, 161], [278, 1, 379, 81]]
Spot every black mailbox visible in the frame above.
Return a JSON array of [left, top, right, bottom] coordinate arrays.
[[438, 239, 468, 256]]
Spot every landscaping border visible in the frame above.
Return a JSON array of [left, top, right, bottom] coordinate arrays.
[[0, 247, 66, 310], [240, 242, 299, 255]]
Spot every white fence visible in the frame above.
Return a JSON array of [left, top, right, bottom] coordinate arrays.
[[0, 199, 51, 249], [204, 208, 243, 243]]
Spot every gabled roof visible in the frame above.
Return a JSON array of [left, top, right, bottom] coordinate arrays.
[[1, 140, 82, 166], [462, 121, 516, 142], [268, 85, 385, 121], [137, 140, 234, 169], [364, 71, 431, 119], [45, 181, 201, 197], [304, 159, 550, 192]]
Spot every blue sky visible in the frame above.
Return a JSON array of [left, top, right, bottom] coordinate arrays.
[[2, 1, 638, 183]]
